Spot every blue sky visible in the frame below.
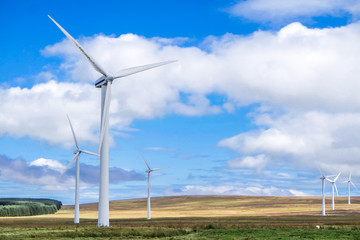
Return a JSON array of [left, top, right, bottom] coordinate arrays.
[[2, 0, 360, 205]]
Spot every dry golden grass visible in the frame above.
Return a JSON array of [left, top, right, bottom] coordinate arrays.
[[1, 196, 360, 239], [50, 195, 360, 219], [2, 195, 360, 228]]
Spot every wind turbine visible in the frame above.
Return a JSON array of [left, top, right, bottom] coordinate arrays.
[[326, 172, 341, 211], [61, 115, 98, 224], [344, 173, 357, 205], [139, 153, 165, 220], [319, 169, 326, 216], [48, 15, 175, 227]]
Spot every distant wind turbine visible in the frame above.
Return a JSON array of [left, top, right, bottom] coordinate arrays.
[[319, 169, 326, 216], [60, 115, 98, 224], [326, 172, 341, 211], [139, 153, 165, 220], [49, 15, 176, 227], [344, 173, 357, 205]]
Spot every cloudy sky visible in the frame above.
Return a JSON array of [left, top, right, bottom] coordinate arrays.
[[1, 0, 360, 205]]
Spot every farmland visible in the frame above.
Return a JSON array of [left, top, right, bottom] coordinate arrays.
[[1, 195, 360, 239]]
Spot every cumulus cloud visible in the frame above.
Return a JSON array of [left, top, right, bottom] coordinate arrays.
[[229, 0, 360, 24], [0, 24, 357, 130], [0, 80, 99, 147], [227, 154, 268, 172], [30, 158, 65, 172], [4, 22, 360, 144], [0, 155, 145, 190], [219, 111, 360, 174], [0, 155, 65, 187], [3, 21, 360, 178], [165, 182, 308, 196]]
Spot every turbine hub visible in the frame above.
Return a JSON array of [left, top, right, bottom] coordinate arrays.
[[95, 76, 114, 88], [106, 76, 114, 83]]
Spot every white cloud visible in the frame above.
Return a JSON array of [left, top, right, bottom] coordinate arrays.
[[30, 158, 65, 172], [0, 155, 68, 187], [165, 182, 308, 196], [229, 0, 360, 24], [4, 21, 360, 179], [0, 155, 145, 191], [0, 80, 99, 147], [144, 147, 176, 151], [220, 111, 360, 174], [227, 154, 268, 172], [277, 172, 292, 178]]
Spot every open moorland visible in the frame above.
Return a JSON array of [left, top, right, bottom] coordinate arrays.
[[1, 195, 360, 239]]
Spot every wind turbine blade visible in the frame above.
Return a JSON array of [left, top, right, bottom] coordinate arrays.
[[351, 181, 358, 190], [334, 183, 339, 196], [325, 178, 332, 182], [349, 172, 352, 181], [67, 115, 79, 150], [113, 60, 177, 79], [334, 172, 341, 182], [48, 15, 108, 77], [326, 174, 336, 178], [152, 167, 166, 171], [60, 152, 80, 178], [81, 150, 99, 157], [139, 152, 151, 170], [97, 83, 112, 160]]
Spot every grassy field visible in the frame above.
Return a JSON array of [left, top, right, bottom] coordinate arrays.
[[1, 195, 360, 239]]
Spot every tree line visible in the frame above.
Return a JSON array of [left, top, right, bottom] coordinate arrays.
[[0, 198, 62, 217]]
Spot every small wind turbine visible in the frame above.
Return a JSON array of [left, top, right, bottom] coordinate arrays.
[[326, 172, 341, 211], [319, 169, 326, 216], [49, 15, 175, 227], [344, 173, 357, 205], [60, 115, 98, 224], [139, 153, 165, 220]]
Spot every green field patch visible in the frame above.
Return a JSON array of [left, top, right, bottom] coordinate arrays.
[[0, 198, 62, 217]]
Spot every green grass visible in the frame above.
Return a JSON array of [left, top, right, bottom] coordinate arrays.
[[1, 195, 360, 239], [0, 198, 62, 216], [1, 221, 360, 239]]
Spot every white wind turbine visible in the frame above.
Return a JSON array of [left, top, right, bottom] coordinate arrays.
[[319, 169, 326, 216], [61, 115, 98, 224], [344, 173, 357, 205], [48, 15, 175, 227], [326, 172, 341, 211], [139, 153, 165, 220]]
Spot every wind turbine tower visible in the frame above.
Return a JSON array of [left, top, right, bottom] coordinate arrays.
[[61, 116, 98, 224], [139, 153, 165, 220], [345, 173, 357, 205], [319, 170, 326, 216], [49, 16, 175, 227], [326, 172, 341, 211]]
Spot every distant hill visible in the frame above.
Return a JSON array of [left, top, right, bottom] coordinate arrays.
[[61, 195, 360, 219], [0, 198, 62, 217]]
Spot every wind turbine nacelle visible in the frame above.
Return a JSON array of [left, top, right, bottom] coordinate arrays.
[[95, 76, 107, 88]]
